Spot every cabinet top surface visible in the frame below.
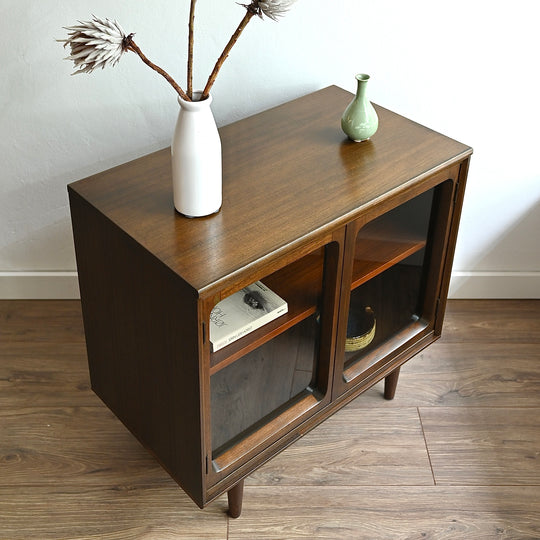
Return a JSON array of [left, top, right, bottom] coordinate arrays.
[[69, 86, 472, 293]]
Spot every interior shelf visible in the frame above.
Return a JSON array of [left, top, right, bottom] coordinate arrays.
[[209, 251, 324, 375], [351, 218, 426, 290]]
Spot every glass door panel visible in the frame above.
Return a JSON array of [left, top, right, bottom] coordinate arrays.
[[209, 241, 339, 473], [340, 185, 442, 386], [211, 313, 318, 454]]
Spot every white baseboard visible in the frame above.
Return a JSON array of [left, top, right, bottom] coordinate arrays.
[[448, 271, 540, 299], [0, 271, 538, 300], [0, 272, 80, 299]]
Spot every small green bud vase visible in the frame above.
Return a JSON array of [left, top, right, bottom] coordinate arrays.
[[341, 73, 379, 142]]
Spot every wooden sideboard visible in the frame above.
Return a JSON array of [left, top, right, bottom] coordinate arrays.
[[68, 86, 472, 517]]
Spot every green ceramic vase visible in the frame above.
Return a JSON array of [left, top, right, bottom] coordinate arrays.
[[341, 73, 379, 142]]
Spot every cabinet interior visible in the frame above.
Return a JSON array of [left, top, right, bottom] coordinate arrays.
[[209, 249, 325, 375]]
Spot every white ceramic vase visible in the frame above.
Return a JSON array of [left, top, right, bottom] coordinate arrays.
[[171, 92, 222, 217]]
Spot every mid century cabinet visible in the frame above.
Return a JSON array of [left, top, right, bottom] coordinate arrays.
[[68, 86, 472, 517]]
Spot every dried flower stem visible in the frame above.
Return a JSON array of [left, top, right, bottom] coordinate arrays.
[[201, 9, 256, 100], [125, 37, 190, 101], [187, 0, 197, 99]]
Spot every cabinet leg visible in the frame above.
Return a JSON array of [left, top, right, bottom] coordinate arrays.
[[384, 367, 401, 400], [227, 480, 244, 518]]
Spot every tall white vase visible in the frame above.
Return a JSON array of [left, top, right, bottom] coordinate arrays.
[[171, 92, 222, 217]]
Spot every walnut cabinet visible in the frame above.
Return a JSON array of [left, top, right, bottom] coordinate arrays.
[[68, 86, 472, 517]]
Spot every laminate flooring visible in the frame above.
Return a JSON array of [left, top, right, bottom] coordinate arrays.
[[1, 300, 539, 539]]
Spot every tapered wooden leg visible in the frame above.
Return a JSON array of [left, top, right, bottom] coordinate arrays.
[[227, 480, 244, 518], [384, 367, 401, 400]]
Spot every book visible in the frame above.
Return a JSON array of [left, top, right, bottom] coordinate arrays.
[[209, 281, 288, 352]]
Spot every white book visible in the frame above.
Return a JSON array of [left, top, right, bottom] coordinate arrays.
[[209, 281, 288, 352]]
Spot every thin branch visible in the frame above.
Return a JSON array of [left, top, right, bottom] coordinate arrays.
[[126, 38, 190, 101], [201, 9, 256, 99], [187, 0, 197, 99]]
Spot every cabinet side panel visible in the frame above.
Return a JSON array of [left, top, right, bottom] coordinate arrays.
[[68, 188, 205, 507]]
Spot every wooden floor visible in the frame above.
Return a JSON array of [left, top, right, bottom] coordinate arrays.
[[1, 300, 539, 539]]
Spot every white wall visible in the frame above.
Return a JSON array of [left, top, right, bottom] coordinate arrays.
[[1, 0, 539, 298]]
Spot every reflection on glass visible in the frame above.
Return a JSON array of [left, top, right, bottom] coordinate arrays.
[[211, 315, 318, 453], [209, 244, 330, 456], [344, 188, 434, 376]]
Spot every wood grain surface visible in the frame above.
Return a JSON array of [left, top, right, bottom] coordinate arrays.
[[246, 408, 434, 486], [68, 86, 471, 293], [0, 486, 227, 540], [1, 299, 539, 538], [421, 406, 540, 485], [228, 486, 540, 539]]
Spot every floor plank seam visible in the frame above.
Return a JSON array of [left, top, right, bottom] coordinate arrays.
[[417, 406, 437, 486], [418, 405, 540, 409], [247, 483, 448, 488], [242, 483, 540, 488]]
